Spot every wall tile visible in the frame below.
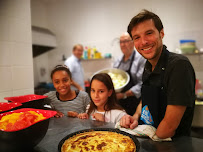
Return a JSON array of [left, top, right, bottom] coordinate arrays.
[[0, 41, 12, 66], [81, 58, 113, 80], [0, 16, 10, 41], [0, 91, 12, 102], [10, 42, 33, 66], [185, 55, 203, 72], [0, 0, 30, 20], [9, 18, 31, 43], [0, 67, 12, 92], [12, 67, 34, 90], [13, 88, 34, 96]]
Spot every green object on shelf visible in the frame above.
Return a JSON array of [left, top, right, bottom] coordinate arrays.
[[180, 45, 196, 54]]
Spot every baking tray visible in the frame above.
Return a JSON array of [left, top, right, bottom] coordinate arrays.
[[0, 102, 22, 114], [58, 128, 140, 152], [4, 94, 47, 103], [0, 108, 56, 132]]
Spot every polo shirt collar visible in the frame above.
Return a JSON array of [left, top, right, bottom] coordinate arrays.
[[72, 54, 80, 62], [145, 45, 168, 74]]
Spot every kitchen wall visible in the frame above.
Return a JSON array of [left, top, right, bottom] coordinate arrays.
[[0, 0, 34, 102], [31, 0, 203, 86]]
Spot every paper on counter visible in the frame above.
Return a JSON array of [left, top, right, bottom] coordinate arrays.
[[115, 122, 172, 142]]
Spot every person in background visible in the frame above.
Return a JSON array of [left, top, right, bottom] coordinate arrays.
[[113, 32, 146, 116], [64, 44, 85, 91], [78, 73, 127, 124], [44, 65, 90, 118], [120, 9, 196, 139]]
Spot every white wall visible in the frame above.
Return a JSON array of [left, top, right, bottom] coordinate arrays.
[[31, 0, 203, 84], [0, 0, 33, 102]]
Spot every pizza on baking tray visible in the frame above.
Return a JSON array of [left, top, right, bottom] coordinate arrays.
[[61, 130, 136, 152]]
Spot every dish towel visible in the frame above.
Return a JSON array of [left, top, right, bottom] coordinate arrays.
[[115, 122, 172, 142]]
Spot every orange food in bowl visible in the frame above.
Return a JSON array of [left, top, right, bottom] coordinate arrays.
[[0, 111, 45, 131]]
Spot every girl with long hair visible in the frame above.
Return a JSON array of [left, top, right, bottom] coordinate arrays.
[[78, 73, 127, 123]]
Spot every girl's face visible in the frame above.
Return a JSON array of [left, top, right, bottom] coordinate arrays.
[[52, 70, 72, 96], [90, 79, 112, 111]]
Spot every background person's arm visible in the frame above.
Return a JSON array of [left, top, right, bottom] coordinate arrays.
[[72, 80, 84, 91], [156, 105, 186, 139]]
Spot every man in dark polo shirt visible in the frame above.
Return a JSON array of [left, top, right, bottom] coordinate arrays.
[[120, 9, 196, 138]]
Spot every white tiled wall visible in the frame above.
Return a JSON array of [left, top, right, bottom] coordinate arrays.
[[0, 0, 33, 102], [185, 54, 203, 83], [31, 0, 203, 87], [81, 58, 113, 81]]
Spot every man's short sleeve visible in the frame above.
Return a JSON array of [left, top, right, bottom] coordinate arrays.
[[166, 60, 195, 107]]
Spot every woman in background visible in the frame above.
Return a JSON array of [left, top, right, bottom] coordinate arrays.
[[78, 73, 127, 124], [44, 65, 90, 118]]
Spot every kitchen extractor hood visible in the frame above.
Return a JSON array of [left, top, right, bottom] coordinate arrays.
[[32, 26, 57, 57]]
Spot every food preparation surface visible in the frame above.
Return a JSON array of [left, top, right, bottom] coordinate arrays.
[[33, 117, 203, 152]]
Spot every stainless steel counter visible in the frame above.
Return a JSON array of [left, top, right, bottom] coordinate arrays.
[[33, 116, 203, 152]]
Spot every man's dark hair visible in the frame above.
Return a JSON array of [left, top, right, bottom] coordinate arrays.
[[127, 9, 163, 38]]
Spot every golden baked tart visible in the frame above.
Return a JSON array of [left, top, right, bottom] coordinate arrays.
[[61, 130, 136, 152]]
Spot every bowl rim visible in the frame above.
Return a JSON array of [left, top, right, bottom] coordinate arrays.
[[92, 68, 130, 92]]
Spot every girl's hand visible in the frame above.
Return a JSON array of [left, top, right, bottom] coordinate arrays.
[[92, 113, 105, 122], [67, 111, 79, 117], [54, 111, 64, 118], [78, 113, 89, 119]]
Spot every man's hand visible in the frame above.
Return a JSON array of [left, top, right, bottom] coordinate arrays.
[[120, 115, 138, 129], [78, 113, 89, 119], [116, 93, 125, 100], [116, 90, 134, 100], [92, 113, 105, 122], [54, 111, 64, 118]]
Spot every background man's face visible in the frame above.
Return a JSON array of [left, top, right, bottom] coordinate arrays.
[[73, 45, 83, 59], [120, 34, 134, 56]]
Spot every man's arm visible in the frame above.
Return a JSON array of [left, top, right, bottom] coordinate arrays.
[[132, 100, 142, 121], [156, 105, 186, 139]]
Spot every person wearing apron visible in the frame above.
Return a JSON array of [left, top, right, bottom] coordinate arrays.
[[113, 32, 146, 116], [120, 10, 196, 138]]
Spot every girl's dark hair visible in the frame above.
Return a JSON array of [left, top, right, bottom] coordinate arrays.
[[128, 9, 163, 38], [50, 65, 72, 79], [87, 73, 123, 115]]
